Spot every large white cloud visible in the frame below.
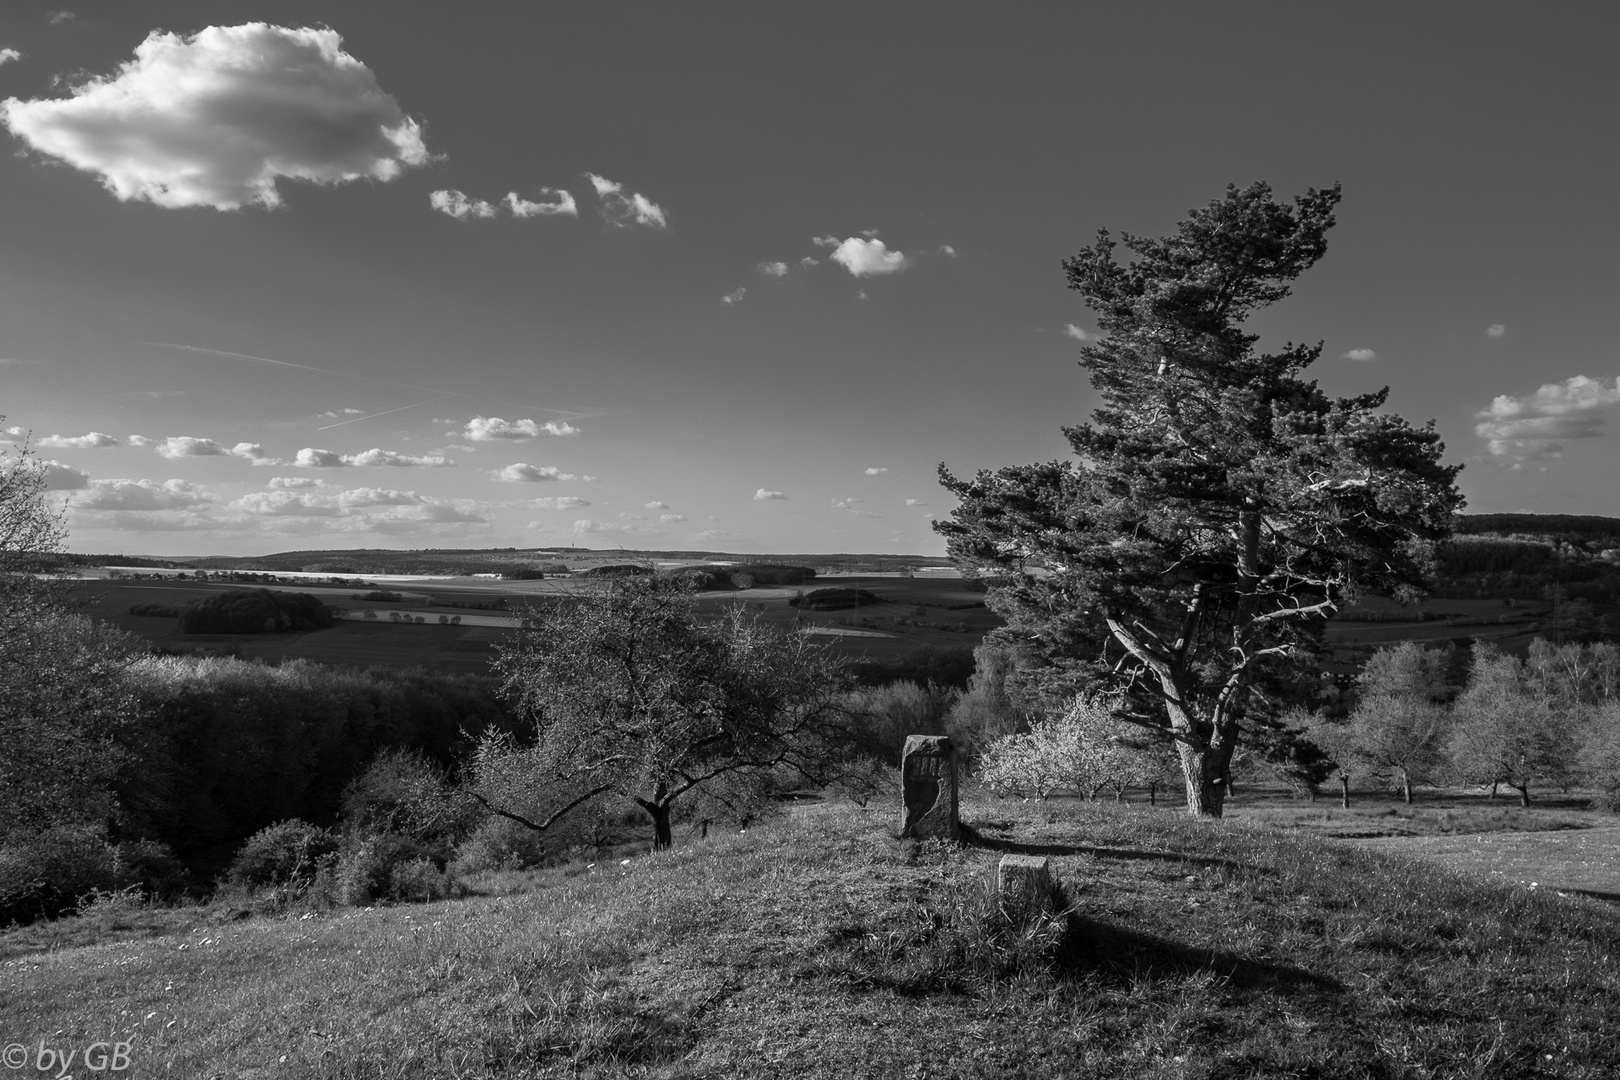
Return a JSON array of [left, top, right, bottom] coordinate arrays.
[[37, 431, 118, 449], [1475, 375, 1620, 459], [74, 478, 212, 511], [293, 446, 448, 468], [2, 24, 428, 210], [464, 416, 578, 441], [827, 237, 909, 277], [232, 485, 486, 527], [585, 173, 667, 228], [154, 436, 225, 459]]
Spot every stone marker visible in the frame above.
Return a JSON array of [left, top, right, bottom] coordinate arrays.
[[997, 854, 1052, 917], [900, 734, 959, 840]]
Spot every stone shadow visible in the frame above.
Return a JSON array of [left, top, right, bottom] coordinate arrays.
[[1055, 912, 1341, 994], [962, 823, 1246, 874]]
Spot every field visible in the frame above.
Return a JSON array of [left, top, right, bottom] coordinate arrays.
[[69, 571, 1002, 673], [6, 798, 1620, 1077]]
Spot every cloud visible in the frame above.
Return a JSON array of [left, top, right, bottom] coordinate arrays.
[[2, 24, 428, 210], [722, 287, 746, 305], [267, 476, 325, 489], [659, 513, 687, 523], [294, 447, 347, 468], [827, 237, 909, 277], [1342, 348, 1378, 362], [831, 498, 859, 509], [320, 407, 365, 418], [644, 501, 668, 509], [753, 488, 786, 501], [505, 188, 576, 217], [155, 436, 225, 459], [0, 49, 21, 67], [227, 442, 279, 464], [37, 431, 118, 448], [905, 498, 928, 506], [571, 518, 658, 535], [346, 448, 453, 467], [1487, 324, 1507, 339], [938, 245, 957, 257], [533, 496, 590, 510], [493, 463, 575, 483], [430, 189, 497, 219], [232, 485, 487, 526], [863, 466, 888, 476], [127, 435, 154, 447], [48, 12, 75, 26], [1064, 324, 1096, 342], [39, 459, 89, 490], [75, 478, 212, 511], [757, 261, 788, 277], [1475, 374, 1620, 459], [800, 256, 819, 267], [464, 416, 578, 441], [584, 173, 667, 228]]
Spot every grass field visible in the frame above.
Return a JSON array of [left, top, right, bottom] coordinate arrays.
[[6, 799, 1620, 1078], [67, 574, 1002, 672]]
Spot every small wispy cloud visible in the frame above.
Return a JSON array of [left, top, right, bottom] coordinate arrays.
[[645, 501, 668, 509], [0, 48, 21, 66], [1487, 324, 1507, 339], [659, 513, 687, 523], [722, 287, 746, 305], [505, 187, 577, 218], [464, 416, 578, 441], [753, 488, 786, 501], [430, 189, 498, 219], [864, 466, 889, 476], [38, 431, 118, 449], [1342, 348, 1378, 362], [493, 463, 575, 483], [534, 496, 590, 510], [757, 261, 788, 277], [905, 498, 927, 506], [1064, 324, 1097, 342], [584, 173, 667, 228]]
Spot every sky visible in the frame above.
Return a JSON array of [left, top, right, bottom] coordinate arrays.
[[2, 3, 1618, 558]]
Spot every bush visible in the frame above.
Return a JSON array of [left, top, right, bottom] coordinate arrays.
[[179, 589, 335, 634], [332, 833, 451, 905], [792, 587, 887, 611], [128, 603, 181, 618], [451, 816, 554, 874], [354, 590, 403, 602], [227, 819, 338, 888], [0, 828, 181, 924]]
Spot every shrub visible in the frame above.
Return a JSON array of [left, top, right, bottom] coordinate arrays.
[[0, 826, 122, 925], [451, 816, 554, 874], [332, 833, 448, 905], [128, 603, 181, 618], [179, 589, 335, 634], [227, 819, 338, 888]]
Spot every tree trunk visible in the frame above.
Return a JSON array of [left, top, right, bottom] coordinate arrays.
[[1339, 774, 1350, 809], [1177, 741, 1227, 818], [1514, 783, 1531, 807], [1489, 780, 1499, 801], [1148, 782, 1158, 807], [1402, 774, 1412, 804], [636, 787, 675, 851]]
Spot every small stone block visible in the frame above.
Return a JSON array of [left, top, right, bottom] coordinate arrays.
[[998, 854, 1052, 916], [900, 734, 959, 841]]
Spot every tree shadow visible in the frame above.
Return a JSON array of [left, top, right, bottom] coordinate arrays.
[[1054, 911, 1341, 994], [1560, 887, 1620, 904], [962, 823, 1246, 873]]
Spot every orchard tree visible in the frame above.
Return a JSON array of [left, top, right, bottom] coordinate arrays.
[[477, 575, 850, 850], [1315, 643, 1452, 804], [936, 183, 1463, 817]]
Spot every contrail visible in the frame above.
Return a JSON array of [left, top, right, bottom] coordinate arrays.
[[317, 402, 426, 430], [143, 342, 467, 397]]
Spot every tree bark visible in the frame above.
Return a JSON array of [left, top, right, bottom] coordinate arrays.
[[1177, 740, 1228, 818], [1339, 774, 1350, 809], [636, 787, 675, 851], [1402, 774, 1412, 804], [1514, 783, 1531, 807]]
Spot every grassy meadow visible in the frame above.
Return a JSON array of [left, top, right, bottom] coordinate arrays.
[[6, 798, 1620, 1078]]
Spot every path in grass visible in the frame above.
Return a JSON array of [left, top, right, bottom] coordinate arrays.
[[1348, 825, 1620, 901]]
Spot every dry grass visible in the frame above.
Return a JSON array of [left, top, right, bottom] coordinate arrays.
[[5, 801, 1620, 1078]]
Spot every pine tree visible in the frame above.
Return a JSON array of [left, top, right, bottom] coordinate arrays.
[[936, 183, 1462, 816]]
